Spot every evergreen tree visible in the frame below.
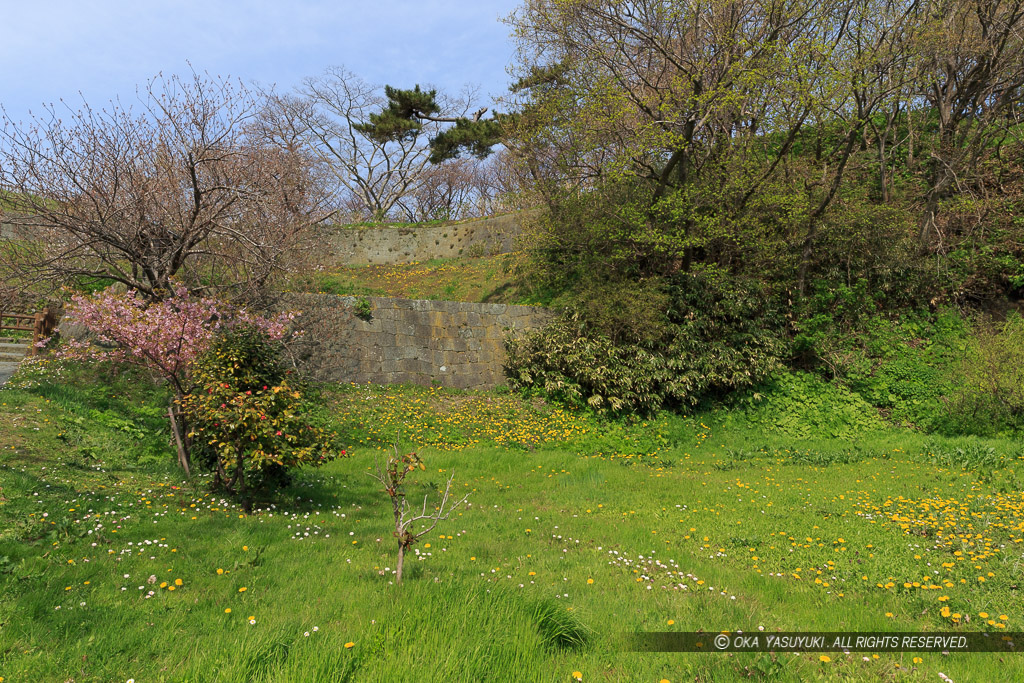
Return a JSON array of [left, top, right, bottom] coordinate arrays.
[[356, 85, 503, 163]]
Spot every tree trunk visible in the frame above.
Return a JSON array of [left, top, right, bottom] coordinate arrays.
[[877, 129, 889, 204], [168, 403, 191, 476], [796, 223, 817, 298], [237, 451, 251, 513], [396, 543, 405, 584]]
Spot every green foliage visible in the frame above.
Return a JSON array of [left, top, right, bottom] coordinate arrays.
[[505, 315, 672, 414], [782, 302, 972, 432], [946, 314, 1024, 435], [355, 84, 503, 163], [429, 116, 505, 163], [354, 297, 374, 321], [183, 326, 341, 507], [569, 278, 671, 346], [938, 197, 1024, 304], [732, 371, 886, 440], [356, 85, 440, 142], [194, 324, 288, 391], [506, 274, 784, 414]]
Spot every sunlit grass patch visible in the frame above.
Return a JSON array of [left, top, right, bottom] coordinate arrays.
[[281, 253, 529, 304], [3, 364, 1024, 681]]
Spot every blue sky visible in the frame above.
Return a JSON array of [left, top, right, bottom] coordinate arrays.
[[0, 1, 521, 122]]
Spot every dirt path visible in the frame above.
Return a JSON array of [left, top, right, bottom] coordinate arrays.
[[0, 361, 18, 386]]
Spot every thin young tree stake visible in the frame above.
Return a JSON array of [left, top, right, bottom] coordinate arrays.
[[369, 444, 470, 583], [167, 406, 190, 476]]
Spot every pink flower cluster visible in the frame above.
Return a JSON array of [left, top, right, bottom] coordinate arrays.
[[61, 285, 296, 394]]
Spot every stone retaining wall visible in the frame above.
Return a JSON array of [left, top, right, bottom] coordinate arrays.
[[323, 212, 531, 265], [0, 220, 35, 240], [281, 293, 554, 389]]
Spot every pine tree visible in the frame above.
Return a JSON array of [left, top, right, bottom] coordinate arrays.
[[355, 85, 503, 163]]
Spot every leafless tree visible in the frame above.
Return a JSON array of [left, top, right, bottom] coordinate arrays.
[[368, 444, 470, 584], [475, 147, 548, 213], [263, 67, 496, 223], [395, 157, 482, 221], [264, 67, 434, 222], [0, 71, 332, 301]]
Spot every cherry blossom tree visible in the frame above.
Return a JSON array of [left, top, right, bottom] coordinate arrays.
[[62, 285, 293, 473], [0, 71, 333, 301]]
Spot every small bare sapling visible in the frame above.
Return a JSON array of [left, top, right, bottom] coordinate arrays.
[[369, 444, 469, 583]]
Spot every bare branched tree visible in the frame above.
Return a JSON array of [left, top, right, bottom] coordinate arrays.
[[261, 67, 435, 222], [395, 157, 482, 221], [0, 71, 333, 301], [368, 444, 470, 583], [262, 67, 496, 223]]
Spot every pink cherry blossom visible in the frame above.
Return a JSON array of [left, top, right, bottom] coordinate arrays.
[[61, 284, 294, 398]]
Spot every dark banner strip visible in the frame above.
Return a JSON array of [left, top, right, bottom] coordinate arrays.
[[626, 632, 1020, 653]]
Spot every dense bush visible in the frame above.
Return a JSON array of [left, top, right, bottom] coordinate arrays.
[[730, 371, 887, 440], [505, 314, 670, 414], [505, 274, 784, 414], [182, 326, 341, 510], [793, 309, 964, 430], [947, 314, 1024, 436]]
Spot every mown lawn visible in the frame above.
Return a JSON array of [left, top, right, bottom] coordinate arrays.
[[1, 363, 1023, 682]]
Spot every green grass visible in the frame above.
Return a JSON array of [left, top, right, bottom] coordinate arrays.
[[2, 362, 1024, 681], [290, 255, 527, 303], [282, 253, 532, 304]]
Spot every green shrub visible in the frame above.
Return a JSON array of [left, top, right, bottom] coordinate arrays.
[[183, 326, 342, 510], [505, 274, 784, 414], [732, 371, 886, 440], [946, 314, 1024, 435], [505, 315, 670, 414], [354, 297, 374, 321], [841, 312, 965, 430]]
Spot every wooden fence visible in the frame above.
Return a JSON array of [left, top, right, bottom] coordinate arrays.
[[0, 307, 57, 356]]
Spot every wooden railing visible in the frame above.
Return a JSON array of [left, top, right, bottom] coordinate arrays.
[[0, 307, 57, 356]]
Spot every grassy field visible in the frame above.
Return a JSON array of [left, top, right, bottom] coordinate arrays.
[[283, 253, 532, 304], [2, 362, 1023, 682]]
